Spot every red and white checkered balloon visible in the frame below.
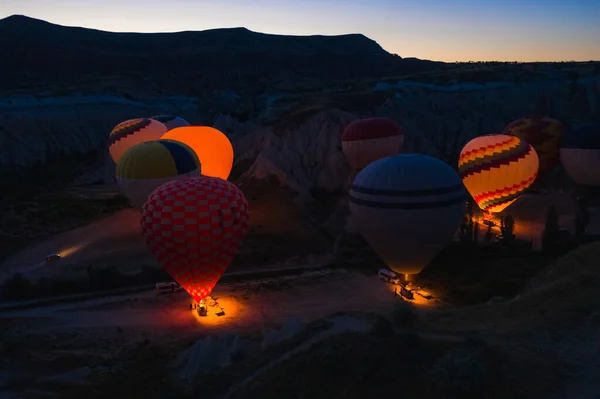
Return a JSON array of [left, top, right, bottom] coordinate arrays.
[[141, 176, 249, 303]]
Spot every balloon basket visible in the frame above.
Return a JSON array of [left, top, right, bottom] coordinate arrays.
[[196, 299, 208, 317]]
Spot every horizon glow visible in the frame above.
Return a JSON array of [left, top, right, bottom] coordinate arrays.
[[1, 0, 599, 62]]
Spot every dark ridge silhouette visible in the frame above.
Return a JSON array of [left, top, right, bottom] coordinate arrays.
[[0, 15, 443, 92]]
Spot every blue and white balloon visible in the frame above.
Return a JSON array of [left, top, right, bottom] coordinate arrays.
[[349, 154, 465, 277], [560, 122, 600, 186]]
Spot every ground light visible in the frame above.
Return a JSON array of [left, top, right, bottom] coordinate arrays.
[[57, 243, 88, 258], [189, 295, 244, 326], [387, 281, 437, 307]]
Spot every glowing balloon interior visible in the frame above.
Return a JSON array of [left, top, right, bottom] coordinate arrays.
[[150, 114, 190, 131], [459, 134, 539, 213], [116, 139, 201, 209], [349, 154, 465, 276], [341, 117, 404, 170], [502, 116, 564, 176], [108, 118, 168, 163], [560, 122, 600, 186], [161, 126, 234, 180], [141, 176, 249, 303]]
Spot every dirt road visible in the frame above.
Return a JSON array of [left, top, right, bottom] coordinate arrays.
[[0, 208, 147, 282], [2, 270, 436, 335]]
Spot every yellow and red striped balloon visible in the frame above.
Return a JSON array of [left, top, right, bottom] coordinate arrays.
[[502, 116, 564, 176], [458, 135, 539, 213]]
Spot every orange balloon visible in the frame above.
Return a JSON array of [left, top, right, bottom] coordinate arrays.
[[161, 126, 234, 180]]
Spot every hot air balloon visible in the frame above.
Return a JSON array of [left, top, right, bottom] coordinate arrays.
[[560, 122, 600, 186], [502, 116, 565, 176], [108, 118, 168, 163], [349, 154, 465, 279], [141, 176, 249, 304], [150, 115, 190, 131], [116, 140, 201, 209], [459, 135, 539, 213], [341, 117, 404, 170], [161, 126, 234, 180]]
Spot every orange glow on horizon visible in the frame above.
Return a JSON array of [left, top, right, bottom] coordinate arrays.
[[161, 126, 234, 180]]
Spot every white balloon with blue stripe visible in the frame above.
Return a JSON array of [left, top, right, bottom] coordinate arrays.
[[349, 154, 465, 277], [560, 122, 600, 186]]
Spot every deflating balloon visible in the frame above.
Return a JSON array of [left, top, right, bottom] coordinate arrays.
[[349, 154, 465, 276], [150, 115, 190, 131], [161, 126, 234, 180], [341, 117, 404, 170], [459, 135, 539, 213], [116, 140, 201, 209], [108, 118, 168, 163], [502, 116, 564, 176], [141, 176, 249, 303], [560, 122, 600, 186]]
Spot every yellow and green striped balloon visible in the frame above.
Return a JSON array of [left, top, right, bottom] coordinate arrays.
[[116, 139, 201, 209]]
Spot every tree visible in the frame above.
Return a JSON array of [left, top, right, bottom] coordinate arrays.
[[542, 205, 560, 252], [459, 217, 470, 244], [484, 223, 493, 244], [473, 222, 480, 245], [500, 215, 515, 245], [574, 197, 590, 242]]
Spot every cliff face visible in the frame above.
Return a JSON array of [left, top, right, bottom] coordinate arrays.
[[246, 75, 600, 196], [1, 74, 599, 192], [2, 16, 599, 199]]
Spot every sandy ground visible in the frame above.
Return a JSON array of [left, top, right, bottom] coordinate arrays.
[[0, 208, 148, 283], [0, 180, 331, 285], [2, 269, 437, 335], [0, 269, 440, 397]]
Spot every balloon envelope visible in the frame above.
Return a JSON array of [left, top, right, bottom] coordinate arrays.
[[141, 176, 249, 303], [459, 134, 538, 213], [560, 122, 600, 186], [502, 116, 564, 176], [349, 154, 465, 276], [116, 139, 201, 209], [150, 115, 190, 131], [161, 126, 234, 180], [108, 118, 168, 163], [341, 117, 404, 170]]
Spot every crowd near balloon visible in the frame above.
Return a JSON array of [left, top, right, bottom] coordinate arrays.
[[108, 114, 600, 309]]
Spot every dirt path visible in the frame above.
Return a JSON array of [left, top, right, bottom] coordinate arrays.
[[2, 270, 431, 336], [0, 208, 146, 282]]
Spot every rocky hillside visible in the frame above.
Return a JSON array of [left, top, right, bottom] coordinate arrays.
[[1, 15, 599, 201], [0, 15, 440, 93]]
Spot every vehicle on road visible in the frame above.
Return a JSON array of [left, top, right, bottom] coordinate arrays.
[[155, 282, 183, 295], [378, 268, 401, 285], [45, 254, 61, 263]]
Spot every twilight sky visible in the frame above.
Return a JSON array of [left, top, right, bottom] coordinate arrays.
[[2, 0, 599, 62]]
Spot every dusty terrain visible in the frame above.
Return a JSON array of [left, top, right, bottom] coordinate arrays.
[[2, 241, 600, 398], [0, 269, 419, 398], [0, 179, 331, 287]]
